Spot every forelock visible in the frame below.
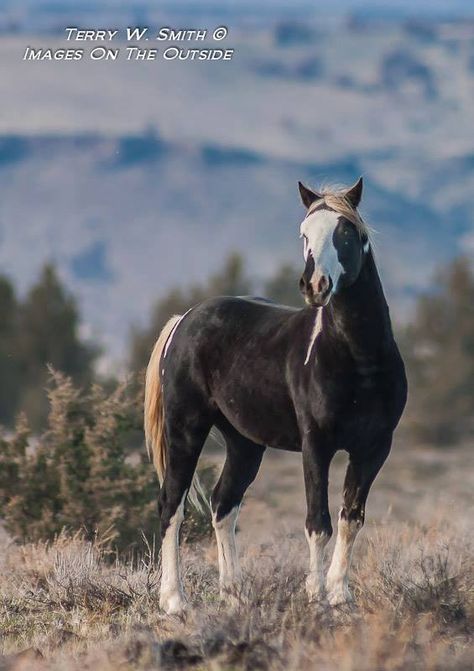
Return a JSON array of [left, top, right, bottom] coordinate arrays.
[[306, 186, 370, 238]]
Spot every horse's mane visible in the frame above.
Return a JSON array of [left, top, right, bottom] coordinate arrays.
[[307, 186, 370, 238]]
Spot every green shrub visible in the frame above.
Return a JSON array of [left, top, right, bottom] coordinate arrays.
[[0, 370, 214, 554]]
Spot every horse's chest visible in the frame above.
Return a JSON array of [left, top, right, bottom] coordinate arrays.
[[342, 383, 391, 440], [311, 369, 399, 444]]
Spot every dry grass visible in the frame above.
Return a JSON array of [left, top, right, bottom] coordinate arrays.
[[0, 442, 473, 670]]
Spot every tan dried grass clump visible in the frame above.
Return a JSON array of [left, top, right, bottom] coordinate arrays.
[[0, 518, 471, 671]]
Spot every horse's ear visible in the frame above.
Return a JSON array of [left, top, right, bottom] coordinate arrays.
[[344, 177, 363, 208], [298, 182, 321, 209]]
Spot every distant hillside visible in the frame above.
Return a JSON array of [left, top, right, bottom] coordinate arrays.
[[0, 132, 464, 362], [2, 0, 474, 34], [0, 17, 473, 363]]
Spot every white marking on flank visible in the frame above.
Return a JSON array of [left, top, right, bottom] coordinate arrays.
[[304, 308, 323, 365], [212, 505, 241, 594], [163, 307, 193, 358], [305, 528, 330, 601], [160, 490, 187, 615]]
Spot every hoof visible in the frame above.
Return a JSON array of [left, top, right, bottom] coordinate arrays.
[[326, 584, 353, 607], [305, 577, 325, 603], [219, 583, 241, 607], [160, 591, 188, 616]]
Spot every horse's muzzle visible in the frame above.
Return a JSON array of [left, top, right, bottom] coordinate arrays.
[[299, 273, 333, 307]]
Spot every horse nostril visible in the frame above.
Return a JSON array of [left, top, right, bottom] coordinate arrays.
[[316, 275, 329, 294], [299, 276, 307, 292]]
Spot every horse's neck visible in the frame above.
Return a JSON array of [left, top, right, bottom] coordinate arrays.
[[327, 251, 393, 365]]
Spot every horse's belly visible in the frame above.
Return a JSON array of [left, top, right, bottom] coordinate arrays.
[[214, 385, 300, 450]]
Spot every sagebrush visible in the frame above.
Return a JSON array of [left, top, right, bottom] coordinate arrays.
[[0, 521, 472, 670], [0, 370, 213, 553]]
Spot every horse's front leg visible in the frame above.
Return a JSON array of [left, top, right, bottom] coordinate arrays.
[[302, 436, 333, 602], [326, 441, 391, 606]]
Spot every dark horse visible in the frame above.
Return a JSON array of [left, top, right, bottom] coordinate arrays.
[[145, 178, 407, 614]]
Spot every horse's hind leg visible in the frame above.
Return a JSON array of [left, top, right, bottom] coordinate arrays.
[[159, 414, 212, 615], [211, 425, 265, 597]]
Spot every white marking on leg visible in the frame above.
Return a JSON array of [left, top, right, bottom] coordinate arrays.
[[304, 308, 323, 365], [163, 307, 193, 358], [326, 509, 361, 605], [160, 490, 187, 615], [305, 529, 330, 601], [212, 506, 241, 595]]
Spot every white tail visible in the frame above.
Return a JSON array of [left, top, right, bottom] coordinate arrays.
[[144, 315, 207, 512]]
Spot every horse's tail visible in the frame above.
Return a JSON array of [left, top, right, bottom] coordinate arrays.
[[144, 315, 207, 512]]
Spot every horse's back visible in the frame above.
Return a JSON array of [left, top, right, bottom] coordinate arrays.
[[171, 295, 301, 350], [201, 295, 299, 323]]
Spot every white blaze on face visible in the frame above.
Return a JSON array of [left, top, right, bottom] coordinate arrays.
[[300, 208, 345, 296]]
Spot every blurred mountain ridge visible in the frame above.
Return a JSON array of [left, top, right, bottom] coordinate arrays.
[[0, 16, 473, 362]]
